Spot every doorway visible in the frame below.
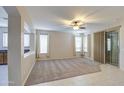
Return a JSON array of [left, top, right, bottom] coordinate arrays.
[[0, 6, 8, 85], [105, 31, 119, 66]]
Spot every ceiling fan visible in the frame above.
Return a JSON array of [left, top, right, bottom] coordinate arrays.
[[61, 8, 105, 30], [70, 20, 86, 30]]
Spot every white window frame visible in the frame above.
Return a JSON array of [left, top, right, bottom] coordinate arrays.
[[3, 32, 8, 48], [24, 33, 30, 48], [40, 33, 49, 54], [75, 36, 82, 52], [2, 32, 31, 48], [83, 35, 88, 52]]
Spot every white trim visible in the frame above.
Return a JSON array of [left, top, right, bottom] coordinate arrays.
[[22, 52, 36, 85], [22, 61, 35, 85], [39, 33, 49, 55], [36, 56, 82, 61], [2, 32, 8, 48]]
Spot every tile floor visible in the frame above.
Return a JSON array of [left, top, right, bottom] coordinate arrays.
[[0, 65, 8, 86], [35, 64, 124, 86], [1, 64, 124, 86]]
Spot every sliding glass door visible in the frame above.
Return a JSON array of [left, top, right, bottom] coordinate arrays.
[[105, 31, 119, 66]]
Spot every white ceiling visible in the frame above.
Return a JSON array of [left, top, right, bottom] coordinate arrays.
[[26, 6, 124, 33], [26, 6, 124, 31], [0, 7, 8, 27], [1, 6, 124, 33]]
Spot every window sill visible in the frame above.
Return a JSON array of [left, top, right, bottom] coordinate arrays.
[[24, 51, 35, 58], [76, 51, 83, 53], [40, 53, 48, 55]]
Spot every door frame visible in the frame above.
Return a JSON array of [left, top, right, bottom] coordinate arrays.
[[105, 28, 120, 67]]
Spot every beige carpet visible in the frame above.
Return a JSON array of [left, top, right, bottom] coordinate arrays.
[[25, 58, 101, 86]]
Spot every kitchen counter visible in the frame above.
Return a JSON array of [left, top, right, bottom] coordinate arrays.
[[0, 49, 30, 65]]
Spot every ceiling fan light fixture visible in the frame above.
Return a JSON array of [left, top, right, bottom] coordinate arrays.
[[73, 25, 79, 30]]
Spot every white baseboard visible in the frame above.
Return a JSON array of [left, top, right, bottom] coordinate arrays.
[[22, 60, 35, 86], [36, 56, 83, 61]]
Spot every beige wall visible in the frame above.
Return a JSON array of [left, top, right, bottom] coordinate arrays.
[[4, 6, 35, 85], [49, 31, 74, 59], [86, 34, 91, 58], [91, 33, 94, 60], [89, 20, 124, 70], [40, 31, 75, 60], [22, 52, 35, 85], [119, 23, 124, 70], [17, 7, 36, 85]]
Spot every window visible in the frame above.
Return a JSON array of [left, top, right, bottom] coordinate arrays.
[[3, 33, 8, 47], [40, 34, 48, 53], [24, 34, 30, 47], [2, 33, 30, 48], [75, 36, 82, 52], [83, 36, 88, 52], [107, 38, 111, 51]]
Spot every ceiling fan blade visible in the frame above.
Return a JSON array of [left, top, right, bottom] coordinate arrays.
[[79, 27, 86, 29]]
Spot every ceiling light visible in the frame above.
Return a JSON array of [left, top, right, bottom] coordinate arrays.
[[73, 25, 79, 30]]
